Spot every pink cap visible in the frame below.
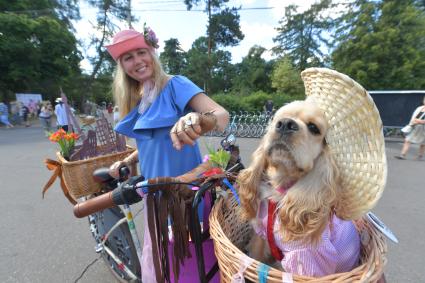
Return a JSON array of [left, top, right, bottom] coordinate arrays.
[[105, 29, 152, 61]]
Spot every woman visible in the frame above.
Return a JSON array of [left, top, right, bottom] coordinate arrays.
[[106, 27, 229, 282], [39, 102, 53, 134], [395, 96, 425, 160]]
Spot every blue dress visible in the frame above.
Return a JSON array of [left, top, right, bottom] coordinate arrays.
[[114, 75, 203, 179]]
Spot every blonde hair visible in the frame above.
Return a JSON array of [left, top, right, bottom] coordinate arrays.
[[112, 49, 169, 118]]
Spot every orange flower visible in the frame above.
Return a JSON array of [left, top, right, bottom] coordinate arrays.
[[69, 132, 80, 140], [47, 129, 79, 160]]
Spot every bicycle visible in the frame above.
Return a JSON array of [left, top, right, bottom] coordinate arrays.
[[74, 134, 243, 282]]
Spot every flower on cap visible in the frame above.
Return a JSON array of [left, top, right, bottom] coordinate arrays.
[[143, 23, 159, 49]]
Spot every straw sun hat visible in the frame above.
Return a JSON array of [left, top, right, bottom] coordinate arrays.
[[301, 68, 387, 220]]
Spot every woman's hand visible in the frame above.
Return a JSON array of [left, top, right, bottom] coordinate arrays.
[[109, 160, 128, 179], [109, 152, 138, 178], [413, 118, 425, 125], [170, 112, 202, 150]]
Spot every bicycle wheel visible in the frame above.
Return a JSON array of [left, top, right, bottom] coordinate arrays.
[[89, 206, 141, 282]]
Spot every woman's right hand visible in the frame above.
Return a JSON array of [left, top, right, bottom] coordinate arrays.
[[109, 160, 128, 179]]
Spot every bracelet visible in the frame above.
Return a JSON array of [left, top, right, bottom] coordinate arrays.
[[199, 111, 218, 134]]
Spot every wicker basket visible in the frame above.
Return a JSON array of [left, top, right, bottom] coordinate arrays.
[[210, 197, 387, 283], [56, 146, 136, 199]]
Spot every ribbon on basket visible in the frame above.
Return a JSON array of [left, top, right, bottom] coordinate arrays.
[[42, 159, 77, 205], [231, 255, 254, 283]]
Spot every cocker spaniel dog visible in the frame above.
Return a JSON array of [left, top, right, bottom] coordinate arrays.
[[238, 99, 360, 277]]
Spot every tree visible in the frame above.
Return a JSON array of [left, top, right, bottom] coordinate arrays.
[[271, 56, 304, 98], [332, 0, 425, 89], [209, 7, 244, 48], [160, 38, 187, 75], [184, 36, 235, 94], [233, 46, 273, 95], [273, 0, 332, 71], [183, 37, 210, 90], [0, 3, 82, 102], [184, 0, 243, 93], [85, 0, 135, 80]]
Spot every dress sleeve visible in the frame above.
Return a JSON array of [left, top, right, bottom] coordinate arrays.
[[170, 75, 203, 113], [114, 106, 140, 138]]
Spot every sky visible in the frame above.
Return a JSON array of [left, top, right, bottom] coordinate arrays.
[[74, 0, 318, 73]]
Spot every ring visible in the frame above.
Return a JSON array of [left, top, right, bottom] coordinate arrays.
[[184, 119, 192, 127]]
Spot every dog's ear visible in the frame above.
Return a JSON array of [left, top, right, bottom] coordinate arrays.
[[278, 146, 340, 243], [238, 141, 267, 220]]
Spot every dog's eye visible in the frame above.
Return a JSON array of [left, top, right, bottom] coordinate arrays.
[[307, 123, 321, 135]]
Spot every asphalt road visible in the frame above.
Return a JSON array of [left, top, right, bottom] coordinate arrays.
[[1, 123, 424, 282]]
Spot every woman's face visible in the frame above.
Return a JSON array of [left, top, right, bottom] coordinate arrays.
[[120, 48, 154, 82]]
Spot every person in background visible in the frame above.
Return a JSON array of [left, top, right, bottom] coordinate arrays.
[[106, 26, 229, 282], [54, 98, 69, 132], [0, 102, 14, 128], [10, 102, 21, 125], [39, 102, 53, 135], [264, 99, 274, 116], [395, 96, 425, 160], [113, 105, 120, 126], [20, 102, 30, 127]]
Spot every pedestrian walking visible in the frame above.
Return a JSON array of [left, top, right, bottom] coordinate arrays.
[[54, 98, 69, 132], [39, 102, 53, 135], [395, 96, 425, 160], [0, 102, 14, 128], [20, 103, 30, 127]]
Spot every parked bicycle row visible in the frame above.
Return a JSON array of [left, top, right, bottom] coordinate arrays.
[[205, 111, 274, 138], [207, 113, 405, 139]]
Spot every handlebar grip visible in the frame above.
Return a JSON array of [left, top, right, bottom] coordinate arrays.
[[73, 192, 115, 218]]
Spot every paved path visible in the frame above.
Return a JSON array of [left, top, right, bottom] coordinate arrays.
[[0, 124, 424, 282]]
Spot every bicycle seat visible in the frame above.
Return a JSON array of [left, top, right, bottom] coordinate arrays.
[[93, 167, 115, 184]]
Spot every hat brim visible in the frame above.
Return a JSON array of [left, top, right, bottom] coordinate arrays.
[[301, 68, 387, 220], [105, 34, 150, 61]]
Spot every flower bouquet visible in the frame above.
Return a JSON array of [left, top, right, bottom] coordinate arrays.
[[48, 129, 79, 161]]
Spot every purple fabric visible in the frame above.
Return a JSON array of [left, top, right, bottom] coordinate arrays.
[[253, 200, 360, 277], [169, 238, 219, 283]]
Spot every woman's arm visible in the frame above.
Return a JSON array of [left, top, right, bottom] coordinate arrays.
[[170, 92, 229, 150]]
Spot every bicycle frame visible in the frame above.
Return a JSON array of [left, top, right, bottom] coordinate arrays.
[[89, 177, 226, 282], [89, 202, 141, 281]]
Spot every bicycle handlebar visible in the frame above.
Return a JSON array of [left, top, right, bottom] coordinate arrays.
[[74, 191, 115, 218], [73, 163, 212, 218]]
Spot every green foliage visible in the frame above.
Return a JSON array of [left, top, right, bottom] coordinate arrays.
[[271, 57, 305, 97], [160, 38, 187, 75], [273, 0, 332, 71], [240, 91, 272, 112], [206, 146, 231, 169], [232, 46, 273, 95], [210, 93, 244, 112], [209, 7, 244, 47], [332, 0, 425, 89], [0, 11, 81, 102]]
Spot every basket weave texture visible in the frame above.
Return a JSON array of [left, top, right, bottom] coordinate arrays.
[[210, 197, 387, 283], [56, 146, 135, 199], [301, 68, 387, 220]]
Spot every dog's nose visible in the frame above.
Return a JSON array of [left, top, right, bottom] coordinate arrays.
[[276, 118, 299, 134]]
